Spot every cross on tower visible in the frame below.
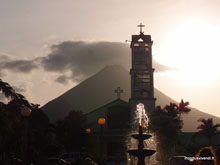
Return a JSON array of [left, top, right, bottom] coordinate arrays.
[[137, 23, 145, 34], [114, 87, 123, 99]]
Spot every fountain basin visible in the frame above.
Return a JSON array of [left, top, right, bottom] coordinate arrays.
[[127, 149, 156, 157], [131, 134, 152, 140]]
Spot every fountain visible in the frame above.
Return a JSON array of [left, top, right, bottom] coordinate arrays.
[[127, 103, 156, 165]]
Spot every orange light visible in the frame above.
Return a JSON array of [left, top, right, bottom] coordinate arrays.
[[21, 106, 31, 117], [98, 118, 106, 125], [141, 123, 147, 128], [85, 128, 91, 134]]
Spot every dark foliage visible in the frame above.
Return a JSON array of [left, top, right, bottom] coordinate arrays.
[[0, 79, 32, 161], [0, 78, 56, 163], [28, 106, 58, 161], [0, 78, 90, 164], [148, 102, 191, 163], [149, 104, 183, 145], [194, 118, 220, 146], [184, 142, 200, 156], [55, 110, 87, 152]]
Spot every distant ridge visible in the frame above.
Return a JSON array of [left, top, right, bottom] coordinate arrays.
[[41, 65, 220, 132]]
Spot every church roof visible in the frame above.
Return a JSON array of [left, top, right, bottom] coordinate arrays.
[[86, 99, 130, 133], [86, 98, 129, 115], [131, 33, 152, 43]]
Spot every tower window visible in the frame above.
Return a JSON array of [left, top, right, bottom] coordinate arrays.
[[138, 38, 144, 42], [134, 43, 139, 47]]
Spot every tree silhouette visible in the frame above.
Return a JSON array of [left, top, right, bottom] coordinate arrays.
[[0, 78, 33, 162], [194, 118, 220, 146], [0, 78, 33, 133], [149, 101, 191, 164], [178, 99, 190, 117], [0, 78, 53, 163], [28, 106, 57, 161], [0, 78, 32, 132], [55, 110, 87, 152], [149, 103, 183, 164], [0, 78, 31, 105]]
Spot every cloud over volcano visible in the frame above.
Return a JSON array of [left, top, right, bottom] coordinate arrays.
[[41, 41, 172, 83], [0, 41, 172, 84]]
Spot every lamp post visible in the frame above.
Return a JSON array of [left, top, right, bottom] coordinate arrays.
[[85, 128, 91, 134], [85, 128, 91, 154], [21, 106, 31, 165], [98, 118, 106, 163]]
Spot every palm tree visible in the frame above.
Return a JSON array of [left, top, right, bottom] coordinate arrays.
[[0, 78, 31, 128], [0, 78, 55, 162], [0, 78, 19, 100], [0, 79, 32, 159], [178, 99, 190, 117], [195, 118, 220, 146], [0, 78, 31, 106]]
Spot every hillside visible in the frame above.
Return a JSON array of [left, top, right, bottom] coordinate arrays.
[[41, 65, 220, 132]]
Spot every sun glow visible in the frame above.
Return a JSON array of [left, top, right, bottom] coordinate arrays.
[[155, 20, 220, 85]]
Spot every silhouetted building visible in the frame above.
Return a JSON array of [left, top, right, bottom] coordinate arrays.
[[86, 24, 157, 162], [84, 24, 220, 163], [86, 98, 130, 162], [130, 23, 156, 116]]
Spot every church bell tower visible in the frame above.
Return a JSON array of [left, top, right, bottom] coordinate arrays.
[[129, 23, 156, 116]]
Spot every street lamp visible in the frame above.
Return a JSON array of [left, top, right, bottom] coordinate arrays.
[[84, 128, 91, 154], [98, 118, 106, 163], [85, 128, 91, 134], [21, 106, 31, 117], [98, 118, 106, 126], [21, 106, 31, 165]]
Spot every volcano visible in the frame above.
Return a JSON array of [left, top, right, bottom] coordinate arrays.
[[41, 65, 220, 132]]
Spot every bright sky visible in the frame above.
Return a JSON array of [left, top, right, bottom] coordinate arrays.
[[0, 0, 220, 117]]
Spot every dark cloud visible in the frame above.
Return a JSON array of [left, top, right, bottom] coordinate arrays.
[[3, 60, 38, 73], [41, 41, 131, 80], [0, 54, 38, 73], [56, 75, 70, 84], [0, 54, 11, 77], [0, 41, 172, 84], [41, 41, 172, 84]]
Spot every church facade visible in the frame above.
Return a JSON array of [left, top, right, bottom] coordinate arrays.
[[86, 99, 130, 161], [85, 24, 220, 162], [85, 24, 156, 162]]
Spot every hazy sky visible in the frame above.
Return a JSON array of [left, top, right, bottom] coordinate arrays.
[[0, 0, 220, 117]]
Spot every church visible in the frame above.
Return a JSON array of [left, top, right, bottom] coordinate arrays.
[[84, 24, 220, 162], [85, 23, 157, 161], [40, 23, 220, 162]]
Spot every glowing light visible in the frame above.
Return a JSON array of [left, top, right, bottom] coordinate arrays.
[[141, 122, 147, 128], [21, 106, 31, 117], [155, 20, 220, 85], [98, 118, 106, 125], [85, 128, 91, 134], [136, 103, 149, 126]]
